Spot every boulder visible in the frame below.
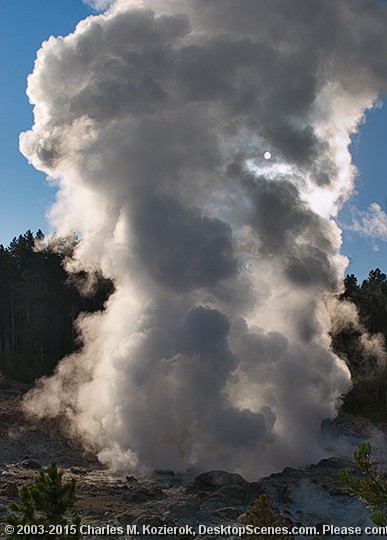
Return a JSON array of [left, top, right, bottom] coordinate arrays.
[[190, 470, 249, 492]]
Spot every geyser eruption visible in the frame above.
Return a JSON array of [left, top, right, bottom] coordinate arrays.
[[21, 0, 387, 478]]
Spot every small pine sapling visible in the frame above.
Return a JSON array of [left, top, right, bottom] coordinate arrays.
[[6, 461, 81, 539]]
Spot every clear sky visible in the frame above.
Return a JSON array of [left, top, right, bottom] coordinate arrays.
[[1, 0, 386, 280]]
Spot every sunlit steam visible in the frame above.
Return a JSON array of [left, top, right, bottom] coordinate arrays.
[[21, 0, 387, 479]]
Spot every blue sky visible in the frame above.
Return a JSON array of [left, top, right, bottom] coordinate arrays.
[[341, 105, 387, 279], [0, 0, 95, 246], [1, 0, 386, 280]]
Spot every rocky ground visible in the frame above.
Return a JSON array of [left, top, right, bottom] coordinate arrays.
[[0, 382, 385, 539]]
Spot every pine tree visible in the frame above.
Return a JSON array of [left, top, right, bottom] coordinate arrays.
[[6, 461, 81, 539], [340, 442, 387, 526]]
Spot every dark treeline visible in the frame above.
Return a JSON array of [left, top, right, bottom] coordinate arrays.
[[0, 229, 386, 422], [0, 230, 113, 382], [332, 268, 387, 419]]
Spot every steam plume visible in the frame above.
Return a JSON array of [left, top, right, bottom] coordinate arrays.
[[21, 0, 387, 478]]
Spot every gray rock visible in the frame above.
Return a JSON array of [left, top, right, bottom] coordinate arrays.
[[0, 481, 19, 497], [215, 484, 250, 505], [257, 457, 378, 539], [200, 492, 228, 511], [164, 499, 196, 519], [190, 470, 249, 492], [123, 484, 165, 503], [213, 506, 241, 520], [19, 458, 42, 470]]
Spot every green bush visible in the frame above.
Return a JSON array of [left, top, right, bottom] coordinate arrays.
[[6, 461, 81, 539]]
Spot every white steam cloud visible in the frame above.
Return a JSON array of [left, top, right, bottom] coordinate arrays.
[[21, 0, 387, 478]]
